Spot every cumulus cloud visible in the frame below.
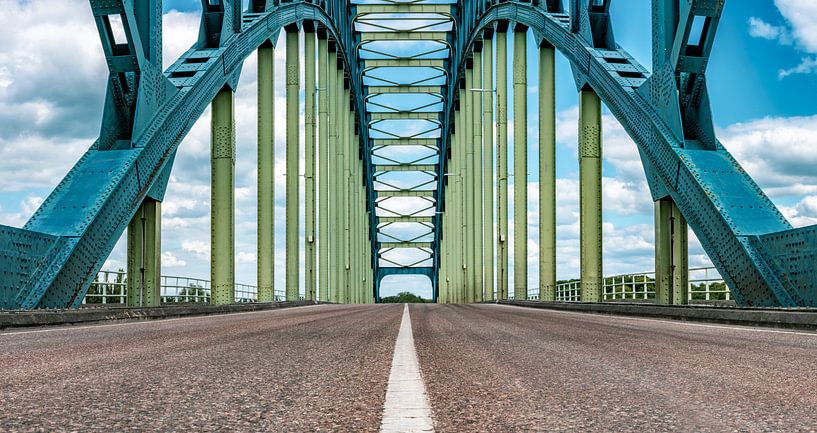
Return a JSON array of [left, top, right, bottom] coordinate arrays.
[[749, 1, 817, 78]]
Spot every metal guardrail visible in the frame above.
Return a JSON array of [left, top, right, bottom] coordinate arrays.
[[525, 267, 730, 303], [84, 271, 286, 305]]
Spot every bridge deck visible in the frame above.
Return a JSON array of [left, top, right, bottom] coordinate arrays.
[[1, 305, 815, 431]]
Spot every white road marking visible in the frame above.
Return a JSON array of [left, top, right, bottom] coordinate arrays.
[[490, 303, 817, 337], [0, 304, 329, 337], [380, 304, 435, 433]]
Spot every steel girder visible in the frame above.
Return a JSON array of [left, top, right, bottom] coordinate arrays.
[[2, 0, 815, 308], [0, 0, 370, 309]]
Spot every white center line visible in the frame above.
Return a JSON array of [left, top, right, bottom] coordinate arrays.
[[380, 304, 435, 433]]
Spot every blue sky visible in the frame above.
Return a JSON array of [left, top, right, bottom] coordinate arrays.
[[1, 0, 816, 299]]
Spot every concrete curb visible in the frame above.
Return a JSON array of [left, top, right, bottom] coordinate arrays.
[[0, 301, 331, 330], [494, 300, 817, 331]]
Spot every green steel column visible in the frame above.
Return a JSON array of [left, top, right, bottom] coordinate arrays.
[[211, 87, 235, 305], [127, 199, 161, 307], [318, 36, 330, 302], [257, 43, 275, 303], [304, 30, 317, 301], [285, 29, 300, 301], [472, 49, 484, 303], [655, 198, 689, 304], [341, 86, 351, 304], [332, 59, 344, 304], [328, 54, 339, 304], [457, 95, 467, 304], [482, 35, 495, 302], [464, 69, 475, 303], [450, 110, 460, 304], [496, 30, 509, 301], [513, 27, 528, 301], [539, 43, 557, 301], [579, 89, 602, 302]]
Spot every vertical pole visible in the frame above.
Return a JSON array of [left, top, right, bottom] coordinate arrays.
[[464, 68, 475, 303], [452, 108, 462, 304], [304, 29, 317, 301], [257, 42, 275, 303], [482, 34, 495, 302], [539, 43, 557, 301], [328, 51, 339, 304], [579, 88, 602, 302], [211, 87, 235, 305], [332, 56, 344, 304], [472, 48, 484, 303], [655, 198, 689, 304], [127, 199, 161, 307], [513, 27, 528, 301], [318, 35, 330, 302], [496, 29, 509, 300], [285, 28, 300, 301], [342, 85, 351, 304]]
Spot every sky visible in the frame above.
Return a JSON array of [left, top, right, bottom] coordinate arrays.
[[0, 0, 816, 299]]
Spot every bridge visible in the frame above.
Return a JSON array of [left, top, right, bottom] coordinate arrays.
[[1, 0, 817, 431]]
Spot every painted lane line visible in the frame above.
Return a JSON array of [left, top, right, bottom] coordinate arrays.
[[380, 304, 435, 433]]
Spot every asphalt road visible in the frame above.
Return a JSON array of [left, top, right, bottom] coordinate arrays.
[[2, 303, 817, 432], [0, 304, 403, 432], [410, 304, 817, 432]]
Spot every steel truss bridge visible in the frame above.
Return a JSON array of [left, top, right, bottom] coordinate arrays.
[[1, 0, 815, 309]]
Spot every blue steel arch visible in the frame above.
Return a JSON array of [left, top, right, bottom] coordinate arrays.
[[1, 0, 815, 309], [0, 0, 375, 309], [436, 0, 816, 307]]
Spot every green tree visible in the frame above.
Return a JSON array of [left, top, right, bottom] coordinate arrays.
[[380, 292, 429, 303]]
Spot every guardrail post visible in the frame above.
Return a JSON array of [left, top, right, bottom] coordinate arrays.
[[127, 199, 161, 307], [656, 198, 689, 304], [305, 26, 317, 302], [539, 42, 557, 302], [211, 86, 236, 305], [483, 32, 495, 302], [496, 27, 509, 301], [579, 88, 602, 302], [285, 26, 300, 302], [258, 41, 275, 303], [513, 25, 528, 301]]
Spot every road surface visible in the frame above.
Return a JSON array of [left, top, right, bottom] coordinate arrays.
[[2, 303, 816, 432]]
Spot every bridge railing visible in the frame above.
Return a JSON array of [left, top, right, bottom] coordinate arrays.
[[83, 271, 286, 305], [524, 267, 729, 303]]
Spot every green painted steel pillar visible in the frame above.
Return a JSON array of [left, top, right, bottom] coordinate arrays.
[[513, 27, 528, 301], [579, 88, 602, 302], [539, 43, 557, 301], [341, 86, 351, 305], [211, 87, 235, 305], [127, 199, 161, 307], [496, 29, 509, 301], [655, 198, 689, 304], [285, 29, 300, 302], [305, 29, 317, 301], [472, 48, 484, 303], [464, 69, 475, 303], [318, 34, 330, 302], [257, 42, 275, 303], [451, 108, 462, 304], [482, 35, 495, 302], [328, 52, 340, 304]]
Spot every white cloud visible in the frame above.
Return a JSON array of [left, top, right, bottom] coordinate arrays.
[[161, 251, 187, 268], [747, 17, 790, 42], [778, 56, 817, 78], [749, 1, 817, 78]]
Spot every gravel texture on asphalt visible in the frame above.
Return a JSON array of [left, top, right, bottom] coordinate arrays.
[[410, 303, 817, 433], [0, 304, 402, 433]]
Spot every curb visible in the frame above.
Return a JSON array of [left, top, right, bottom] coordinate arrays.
[[493, 300, 817, 331], [0, 301, 330, 330]]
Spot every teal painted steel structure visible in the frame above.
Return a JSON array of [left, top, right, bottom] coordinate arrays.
[[0, 0, 815, 308]]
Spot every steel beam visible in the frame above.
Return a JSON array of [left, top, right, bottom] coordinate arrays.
[[464, 67, 475, 303], [127, 199, 161, 307], [342, 86, 351, 304], [482, 35, 495, 302], [579, 89, 602, 302], [211, 87, 235, 305], [472, 49, 484, 303], [257, 43, 275, 303], [513, 28, 528, 301], [496, 29, 509, 301], [329, 53, 341, 304], [539, 43, 557, 302], [285, 29, 300, 302], [305, 30, 317, 301], [655, 198, 689, 305], [318, 36, 330, 302]]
